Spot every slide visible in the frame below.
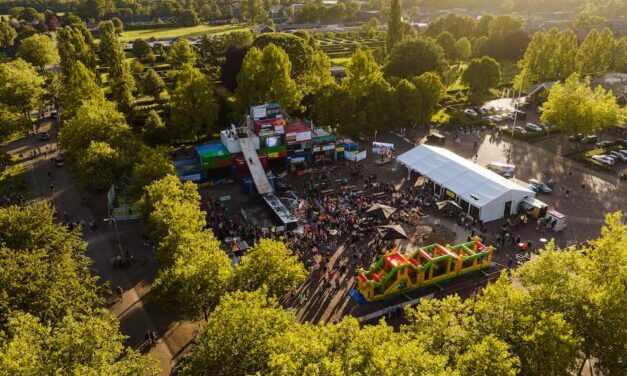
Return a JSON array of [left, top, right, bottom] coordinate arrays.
[[238, 137, 274, 196]]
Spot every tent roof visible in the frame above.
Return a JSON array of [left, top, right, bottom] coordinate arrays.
[[397, 145, 534, 207]]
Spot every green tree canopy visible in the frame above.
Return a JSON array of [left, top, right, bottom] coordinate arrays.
[[236, 44, 301, 113], [129, 146, 175, 198], [436, 31, 456, 60], [540, 73, 623, 135], [0, 59, 44, 125], [181, 289, 295, 376], [60, 61, 103, 118], [98, 20, 135, 114], [74, 141, 127, 190], [141, 68, 166, 99], [167, 39, 197, 69], [168, 64, 219, 140], [0, 201, 103, 326], [252, 33, 314, 79], [18, 34, 59, 72], [132, 38, 152, 61], [153, 230, 233, 320], [141, 110, 168, 146], [386, 0, 402, 52], [58, 96, 130, 161], [343, 48, 384, 98], [384, 37, 446, 79], [0, 310, 159, 375], [234, 239, 307, 298], [0, 19, 17, 48], [56, 25, 96, 74], [461, 56, 501, 94], [454, 37, 472, 60]]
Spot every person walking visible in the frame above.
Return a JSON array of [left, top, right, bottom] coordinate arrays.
[[115, 285, 124, 301]]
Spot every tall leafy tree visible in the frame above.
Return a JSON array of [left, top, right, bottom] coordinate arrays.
[[384, 37, 446, 79], [540, 73, 623, 135], [129, 146, 175, 198], [0, 19, 17, 48], [139, 175, 204, 248], [168, 64, 219, 140], [234, 239, 307, 298], [244, 0, 266, 22], [461, 56, 501, 94], [0, 311, 159, 375], [577, 28, 616, 75], [386, 0, 402, 52], [56, 25, 96, 74], [141, 110, 168, 146], [17, 34, 60, 73], [236, 45, 301, 113], [454, 37, 472, 61], [98, 21, 135, 114], [181, 289, 295, 376], [132, 38, 152, 61], [0, 59, 44, 126], [515, 28, 578, 88], [58, 97, 130, 161], [343, 48, 384, 98], [0, 202, 103, 326], [60, 61, 103, 118], [74, 141, 126, 189], [141, 69, 166, 99], [79, 0, 116, 20], [436, 31, 456, 60], [167, 39, 197, 69], [154, 230, 233, 320], [253, 33, 314, 79]]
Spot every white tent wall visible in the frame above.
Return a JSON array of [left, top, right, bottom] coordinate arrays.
[[398, 145, 535, 223]]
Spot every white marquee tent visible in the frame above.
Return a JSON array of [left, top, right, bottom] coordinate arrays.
[[397, 145, 535, 222]]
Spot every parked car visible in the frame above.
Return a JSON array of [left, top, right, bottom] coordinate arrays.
[[464, 109, 478, 117], [514, 110, 527, 120], [595, 140, 615, 149], [513, 126, 528, 134], [54, 156, 64, 167], [609, 151, 627, 162], [568, 133, 584, 142], [39, 132, 50, 141], [525, 123, 543, 132], [502, 113, 515, 120], [591, 155, 615, 165], [487, 162, 516, 178], [617, 139, 627, 146], [528, 179, 553, 193], [617, 149, 627, 157], [581, 135, 598, 144]]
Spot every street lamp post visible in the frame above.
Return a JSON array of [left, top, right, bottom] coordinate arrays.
[[103, 217, 123, 256], [507, 77, 525, 164]]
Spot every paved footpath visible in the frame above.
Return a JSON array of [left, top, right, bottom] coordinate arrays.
[[2, 118, 195, 375]]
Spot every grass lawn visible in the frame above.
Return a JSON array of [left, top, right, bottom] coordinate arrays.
[[118, 23, 251, 42]]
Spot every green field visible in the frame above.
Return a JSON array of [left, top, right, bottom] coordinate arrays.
[[118, 23, 251, 42]]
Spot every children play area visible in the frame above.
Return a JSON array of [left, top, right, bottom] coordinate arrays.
[[356, 239, 494, 302]]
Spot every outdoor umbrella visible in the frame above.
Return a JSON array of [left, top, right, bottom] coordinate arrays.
[[366, 204, 397, 220], [436, 200, 463, 212], [377, 225, 408, 240]]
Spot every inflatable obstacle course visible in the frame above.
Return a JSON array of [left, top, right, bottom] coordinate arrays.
[[356, 239, 493, 302]]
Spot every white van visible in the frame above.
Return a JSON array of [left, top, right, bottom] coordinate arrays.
[[487, 162, 516, 178]]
